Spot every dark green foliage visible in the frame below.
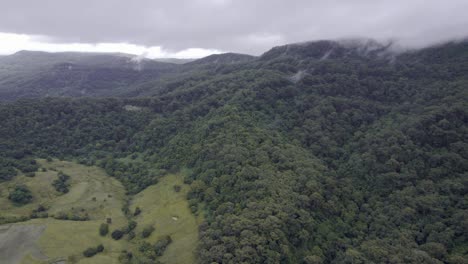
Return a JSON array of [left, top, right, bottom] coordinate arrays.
[[127, 231, 136, 240], [111, 229, 124, 240], [52, 171, 70, 193], [8, 185, 33, 205], [13, 158, 39, 173], [0, 41, 468, 263], [126, 220, 137, 233], [154, 236, 172, 256], [141, 225, 155, 238], [30, 204, 48, 218], [0, 164, 17, 181], [53, 211, 89, 221], [99, 223, 109, 236], [96, 244, 104, 252], [133, 206, 141, 216], [83, 244, 104, 257], [118, 250, 133, 263]]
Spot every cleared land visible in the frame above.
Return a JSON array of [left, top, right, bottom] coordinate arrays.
[[130, 174, 203, 264], [0, 160, 201, 264], [0, 224, 47, 264]]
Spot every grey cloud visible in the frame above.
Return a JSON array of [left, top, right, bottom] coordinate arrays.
[[1, 0, 468, 55]]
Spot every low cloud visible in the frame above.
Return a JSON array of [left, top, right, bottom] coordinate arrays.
[[1, 0, 467, 55]]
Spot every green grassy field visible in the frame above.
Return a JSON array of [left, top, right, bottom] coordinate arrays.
[[129, 174, 203, 264], [0, 159, 201, 264]]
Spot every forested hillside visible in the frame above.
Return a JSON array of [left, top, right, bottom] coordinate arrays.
[[0, 40, 467, 263]]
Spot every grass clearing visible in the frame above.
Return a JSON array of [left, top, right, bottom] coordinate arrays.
[[0, 160, 201, 264], [130, 174, 203, 264]]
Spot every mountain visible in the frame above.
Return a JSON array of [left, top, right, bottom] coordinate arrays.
[[0, 51, 178, 100], [0, 39, 467, 263], [186, 52, 256, 65], [154, 58, 195, 64]]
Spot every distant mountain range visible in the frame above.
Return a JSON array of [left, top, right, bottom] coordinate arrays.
[[0, 39, 467, 101]]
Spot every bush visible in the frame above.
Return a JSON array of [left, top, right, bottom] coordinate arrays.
[[83, 244, 104, 257], [0, 166, 17, 181], [25, 172, 35, 177], [127, 220, 137, 233], [154, 235, 172, 256], [52, 171, 70, 193], [83, 247, 98, 257], [111, 229, 124, 240], [30, 205, 48, 218], [134, 206, 141, 216], [96, 244, 104, 252], [142, 225, 155, 238], [173, 185, 181, 192], [99, 223, 109, 236], [127, 231, 135, 240], [8, 185, 33, 205]]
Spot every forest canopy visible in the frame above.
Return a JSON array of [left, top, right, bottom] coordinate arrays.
[[0, 40, 467, 263]]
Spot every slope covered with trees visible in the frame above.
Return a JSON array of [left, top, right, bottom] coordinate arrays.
[[0, 40, 467, 263]]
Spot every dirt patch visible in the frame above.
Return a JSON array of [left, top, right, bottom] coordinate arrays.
[[0, 224, 47, 264]]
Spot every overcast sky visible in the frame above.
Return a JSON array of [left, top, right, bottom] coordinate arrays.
[[1, 0, 467, 58]]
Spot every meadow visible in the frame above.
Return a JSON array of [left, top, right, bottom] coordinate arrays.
[[0, 159, 200, 264]]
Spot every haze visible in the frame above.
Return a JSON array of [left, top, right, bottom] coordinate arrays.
[[1, 0, 467, 58]]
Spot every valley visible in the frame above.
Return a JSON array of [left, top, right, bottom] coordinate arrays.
[[0, 160, 201, 264]]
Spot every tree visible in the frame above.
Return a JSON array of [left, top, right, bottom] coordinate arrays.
[[134, 206, 141, 216], [99, 223, 109, 236], [8, 185, 33, 205], [154, 235, 172, 256], [142, 225, 155, 238], [83, 244, 104, 257], [52, 171, 71, 193], [111, 229, 124, 240]]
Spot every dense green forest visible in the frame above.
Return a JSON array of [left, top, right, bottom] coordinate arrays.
[[0, 40, 467, 263]]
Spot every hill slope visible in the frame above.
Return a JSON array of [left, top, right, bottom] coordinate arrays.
[[0, 40, 467, 263]]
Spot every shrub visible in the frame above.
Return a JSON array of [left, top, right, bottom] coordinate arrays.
[[99, 223, 109, 236], [0, 166, 17, 181], [127, 220, 137, 232], [52, 171, 71, 193], [154, 235, 172, 256], [83, 247, 98, 257], [83, 244, 104, 257], [8, 185, 33, 205], [96, 244, 104, 252], [111, 229, 124, 240], [142, 225, 155, 238], [128, 231, 135, 240], [134, 206, 141, 216]]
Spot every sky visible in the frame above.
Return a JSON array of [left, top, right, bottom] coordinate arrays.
[[1, 0, 467, 58]]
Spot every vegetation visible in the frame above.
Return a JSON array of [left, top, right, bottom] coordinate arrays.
[[0, 40, 467, 263], [141, 225, 155, 238], [111, 229, 124, 240], [52, 171, 71, 193], [154, 236, 172, 256], [134, 206, 141, 216], [99, 223, 109, 236], [8, 185, 33, 205], [83, 244, 104, 257]]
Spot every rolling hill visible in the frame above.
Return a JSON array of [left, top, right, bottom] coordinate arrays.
[[0, 39, 467, 263]]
